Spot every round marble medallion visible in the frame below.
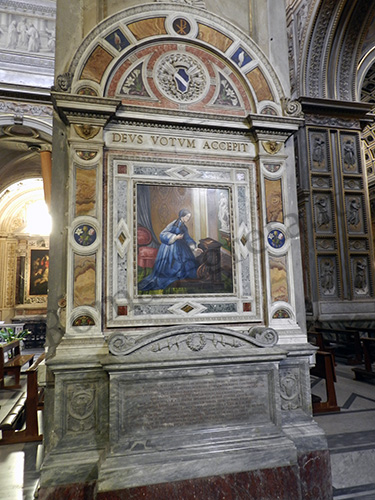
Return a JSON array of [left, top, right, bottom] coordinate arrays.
[[74, 224, 97, 246], [267, 229, 285, 249]]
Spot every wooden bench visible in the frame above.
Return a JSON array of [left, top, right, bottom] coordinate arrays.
[[0, 352, 45, 444], [308, 331, 336, 362], [352, 338, 375, 381], [346, 326, 375, 339], [311, 350, 340, 414], [0, 340, 34, 389], [314, 327, 362, 365]]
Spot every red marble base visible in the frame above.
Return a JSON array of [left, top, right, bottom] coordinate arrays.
[[38, 450, 332, 500]]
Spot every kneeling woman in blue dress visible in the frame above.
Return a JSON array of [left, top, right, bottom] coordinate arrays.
[[138, 209, 203, 291]]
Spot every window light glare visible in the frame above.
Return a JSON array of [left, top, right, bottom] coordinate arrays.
[[25, 200, 52, 235]]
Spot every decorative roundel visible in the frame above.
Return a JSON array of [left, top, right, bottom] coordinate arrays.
[[267, 229, 286, 249], [155, 51, 209, 103], [74, 223, 97, 247], [172, 18, 191, 36]]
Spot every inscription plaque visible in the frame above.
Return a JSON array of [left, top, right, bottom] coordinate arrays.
[[118, 369, 273, 436]]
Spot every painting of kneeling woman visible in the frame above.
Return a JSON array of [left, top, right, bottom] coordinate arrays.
[[138, 209, 203, 291]]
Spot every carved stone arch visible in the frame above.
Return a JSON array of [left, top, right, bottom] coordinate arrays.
[[358, 49, 375, 99], [303, 0, 375, 100], [62, 4, 286, 115]]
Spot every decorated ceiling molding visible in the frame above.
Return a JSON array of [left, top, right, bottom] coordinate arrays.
[[60, 4, 285, 116]]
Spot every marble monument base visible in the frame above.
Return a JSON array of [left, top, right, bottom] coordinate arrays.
[[39, 326, 332, 500], [38, 449, 332, 500]]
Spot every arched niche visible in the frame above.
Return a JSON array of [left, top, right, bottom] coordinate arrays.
[[59, 4, 286, 116], [54, 3, 306, 341], [301, 0, 375, 100]]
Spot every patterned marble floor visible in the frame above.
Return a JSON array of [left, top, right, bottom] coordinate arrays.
[[312, 361, 375, 499], [0, 353, 374, 499]]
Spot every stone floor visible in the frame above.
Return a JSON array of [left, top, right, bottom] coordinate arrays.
[[312, 361, 375, 499], [0, 350, 374, 499]]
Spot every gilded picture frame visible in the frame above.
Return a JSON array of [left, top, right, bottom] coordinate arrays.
[[24, 248, 49, 303]]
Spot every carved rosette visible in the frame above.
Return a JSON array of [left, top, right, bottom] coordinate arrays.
[[281, 98, 303, 117]]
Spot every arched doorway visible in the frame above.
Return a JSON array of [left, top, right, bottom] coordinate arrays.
[[0, 119, 52, 343]]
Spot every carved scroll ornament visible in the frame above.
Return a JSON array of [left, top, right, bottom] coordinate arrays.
[[108, 325, 279, 357]]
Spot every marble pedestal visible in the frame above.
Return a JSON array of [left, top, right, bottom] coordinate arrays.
[[39, 326, 332, 499]]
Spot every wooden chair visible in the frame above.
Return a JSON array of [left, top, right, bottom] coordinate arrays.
[[137, 226, 158, 275]]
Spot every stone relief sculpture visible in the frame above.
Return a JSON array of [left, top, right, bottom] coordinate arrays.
[[215, 74, 240, 107], [7, 20, 18, 49], [121, 64, 149, 97], [156, 52, 208, 103], [315, 196, 330, 227], [45, 27, 55, 52], [17, 18, 29, 49], [348, 198, 361, 227], [280, 371, 301, 411], [56, 72, 73, 92], [354, 258, 367, 293], [67, 385, 96, 432], [312, 136, 325, 168], [108, 325, 279, 357], [27, 23, 40, 52], [320, 259, 335, 294], [1, 14, 55, 54], [343, 139, 356, 170]]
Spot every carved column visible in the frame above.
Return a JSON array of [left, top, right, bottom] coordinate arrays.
[[51, 93, 120, 354], [296, 98, 375, 323], [249, 113, 305, 342]]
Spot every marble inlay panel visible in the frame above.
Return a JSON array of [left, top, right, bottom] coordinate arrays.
[[76, 167, 97, 217], [246, 67, 273, 102], [202, 303, 237, 313], [197, 24, 233, 52], [80, 45, 114, 83], [269, 255, 289, 303], [265, 179, 284, 223], [74, 254, 96, 307], [127, 18, 167, 40]]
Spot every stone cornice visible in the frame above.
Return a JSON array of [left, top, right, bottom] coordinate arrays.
[[247, 113, 304, 138], [51, 92, 121, 126], [300, 96, 373, 129], [116, 105, 251, 131], [0, 0, 56, 17], [300, 96, 373, 116]]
